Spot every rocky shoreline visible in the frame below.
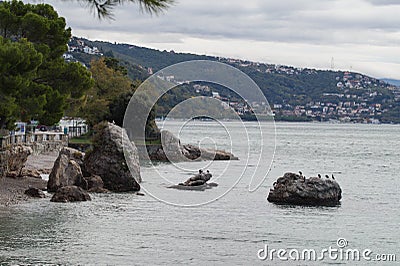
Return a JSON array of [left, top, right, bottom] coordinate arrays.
[[0, 122, 142, 205], [0, 151, 56, 206], [25, 152, 58, 175], [139, 130, 238, 162], [0, 124, 238, 206], [0, 175, 48, 206]]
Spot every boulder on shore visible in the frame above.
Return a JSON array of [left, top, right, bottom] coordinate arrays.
[[6, 169, 41, 179], [50, 186, 91, 203], [84, 122, 141, 192], [21, 169, 42, 179], [24, 187, 46, 198], [1, 145, 31, 179], [85, 174, 104, 190], [8, 145, 32, 171], [47, 148, 86, 192], [58, 147, 85, 168], [267, 172, 342, 206]]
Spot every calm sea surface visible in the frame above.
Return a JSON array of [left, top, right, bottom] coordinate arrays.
[[0, 122, 399, 265]]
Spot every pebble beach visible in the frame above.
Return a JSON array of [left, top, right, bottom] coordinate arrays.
[[0, 153, 57, 206]]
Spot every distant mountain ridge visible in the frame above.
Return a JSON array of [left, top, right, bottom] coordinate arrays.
[[67, 37, 400, 123], [381, 78, 400, 87]]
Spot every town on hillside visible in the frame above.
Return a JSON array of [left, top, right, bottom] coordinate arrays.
[[156, 67, 400, 124], [65, 37, 400, 124]]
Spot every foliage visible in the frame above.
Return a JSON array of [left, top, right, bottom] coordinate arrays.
[[88, 38, 345, 105], [108, 90, 160, 140], [81, 58, 134, 125], [107, 91, 133, 127], [73, 55, 160, 140], [68, 39, 150, 81], [67, 37, 400, 123], [75, 0, 175, 19], [90, 121, 108, 148], [274, 114, 313, 122], [0, 37, 42, 128], [0, 1, 93, 129], [84, 38, 400, 122], [381, 104, 400, 123], [103, 57, 128, 76], [90, 40, 213, 72]]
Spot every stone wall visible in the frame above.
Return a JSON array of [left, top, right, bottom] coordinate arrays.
[[0, 133, 68, 155], [0, 133, 68, 178]]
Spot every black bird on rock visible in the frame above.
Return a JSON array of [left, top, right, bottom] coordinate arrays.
[[318, 174, 321, 178], [325, 175, 330, 179], [332, 174, 335, 180]]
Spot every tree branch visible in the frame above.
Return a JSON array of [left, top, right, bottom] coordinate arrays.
[[69, 0, 175, 20]]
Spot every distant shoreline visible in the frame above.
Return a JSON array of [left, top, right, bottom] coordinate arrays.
[[156, 117, 399, 125]]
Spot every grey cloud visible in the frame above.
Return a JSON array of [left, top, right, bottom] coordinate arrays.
[[25, 0, 399, 79], [38, 0, 400, 47], [363, 0, 400, 5]]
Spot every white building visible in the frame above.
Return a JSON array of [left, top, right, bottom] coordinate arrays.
[[83, 46, 93, 54], [12, 122, 27, 136], [212, 92, 220, 98], [58, 118, 88, 137], [63, 53, 73, 59]]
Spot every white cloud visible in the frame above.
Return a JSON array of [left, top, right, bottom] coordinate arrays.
[[30, 0, 400, 79]]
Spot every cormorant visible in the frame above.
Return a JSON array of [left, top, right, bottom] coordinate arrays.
[[318, 174, 321, 178], [203, 170, 212, 181], [325, 175, 329, 179], [332, 174, 335, 180], [299, 171, 303, 176]]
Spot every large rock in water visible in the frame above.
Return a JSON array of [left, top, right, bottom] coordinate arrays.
[[267, 173, 342, 206], [47, 148, 86, 192], [84, 122, 141, 192], [143, 130, 238, 162], [50, 186, 91, 203], [182, 144, 238, 161], [161, 130, 187, 161]]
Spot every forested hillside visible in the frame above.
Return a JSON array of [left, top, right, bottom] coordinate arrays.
[[67, 37, 400, 123]]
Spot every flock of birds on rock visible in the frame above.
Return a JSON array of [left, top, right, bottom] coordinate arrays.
[[299, 171, 335, 180], [273, 171, 338, 188]]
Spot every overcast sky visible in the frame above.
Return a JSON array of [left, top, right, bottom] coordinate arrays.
[[36, 0, 400, 79]]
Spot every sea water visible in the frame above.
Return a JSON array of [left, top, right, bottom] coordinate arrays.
[[0, 122, 399, 265]]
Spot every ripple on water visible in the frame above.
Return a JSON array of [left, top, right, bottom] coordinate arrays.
[[1, 122, 399, 264]]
